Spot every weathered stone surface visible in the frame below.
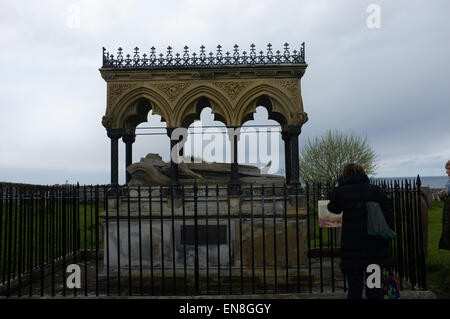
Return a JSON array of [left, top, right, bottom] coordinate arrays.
[[127, 153, 286, 186], [161, 163, 203, 180], [184, 162, 262, 177], [102, 217, 308, 271], [145, 153, 163, 161], [127, 162, 171, 186], [107, 153, 308, 278], [141, 158, 166, 167]]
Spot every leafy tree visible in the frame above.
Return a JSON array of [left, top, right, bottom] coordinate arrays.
[[298, 130, 377, 184]]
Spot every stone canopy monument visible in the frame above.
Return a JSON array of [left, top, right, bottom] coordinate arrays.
[[100, 43, 308, 192], [98, 43, 309, 287]]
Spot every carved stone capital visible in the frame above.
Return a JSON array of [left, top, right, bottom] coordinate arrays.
[[282, 125, 302, 138], [102, 115, 114, 128], [293, 112, 308, 125], [106, 128, 123, 139], [122, 134, 136, 144]]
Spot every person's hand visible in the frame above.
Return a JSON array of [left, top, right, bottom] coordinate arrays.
[[439, 189, 446, 199]]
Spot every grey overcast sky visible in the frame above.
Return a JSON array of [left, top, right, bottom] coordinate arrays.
[[0, 0, 449, 185]]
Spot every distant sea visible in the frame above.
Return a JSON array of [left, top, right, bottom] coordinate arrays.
[[373, 176, 448, 189]]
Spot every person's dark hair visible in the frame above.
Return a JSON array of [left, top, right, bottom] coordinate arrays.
[[342, 163, 366, 182], [446, 160, 450, 169]]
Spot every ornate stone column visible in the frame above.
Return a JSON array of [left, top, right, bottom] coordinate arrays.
[[281, 131, 292, 184], [227, 127, 241, 195], [167, 128, 180, 189], [122, 134, 136, 184], [283, 125, 302, 185], [107, 128, 123, 187]]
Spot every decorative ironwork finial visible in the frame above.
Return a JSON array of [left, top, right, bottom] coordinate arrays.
[[174, 52, 181, 66], [102, 43, 306, 68], [166, 46, 173, 65], [183, 46, 189, 65], [199, 45, 206, 65], [133, 47, 140, 66], [250, 43, 256, 55], [283, 43, 290, 58], [301, 42, 305, 61]]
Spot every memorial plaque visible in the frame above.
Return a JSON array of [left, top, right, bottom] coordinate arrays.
[[181, 225, 227, 245]]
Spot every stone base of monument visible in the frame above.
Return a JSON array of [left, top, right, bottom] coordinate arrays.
[[100, 188, 308, 279]]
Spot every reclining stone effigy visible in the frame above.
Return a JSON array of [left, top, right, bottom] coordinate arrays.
[[127, 153, 285, 187]]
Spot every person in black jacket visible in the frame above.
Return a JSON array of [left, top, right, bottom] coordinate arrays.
[[327, 163, 394, 299]]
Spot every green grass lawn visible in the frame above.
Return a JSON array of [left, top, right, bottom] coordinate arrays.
[[0, 201, 104, 277], [426, 200, 450, 298]]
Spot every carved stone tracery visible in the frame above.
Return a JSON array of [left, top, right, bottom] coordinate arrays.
[[108, 83, 136, 105], [151, 82, 192, 102], [274, 79, 300, 97], [214, 81, 250, 101]]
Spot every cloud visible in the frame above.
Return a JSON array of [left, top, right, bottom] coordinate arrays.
[[1, 0, 450, 184]]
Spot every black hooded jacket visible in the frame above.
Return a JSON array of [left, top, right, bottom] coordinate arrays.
[[327, 174, 394, 272]]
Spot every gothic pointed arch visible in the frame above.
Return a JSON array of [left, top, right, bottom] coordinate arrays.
[[235, 84, 308, 129], [174, 85, 233, 128], [103, 86, 173, 130]]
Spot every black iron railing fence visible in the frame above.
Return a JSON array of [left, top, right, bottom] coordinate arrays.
[[0, 178, 426, 297], [371, 178, 428, 291]]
